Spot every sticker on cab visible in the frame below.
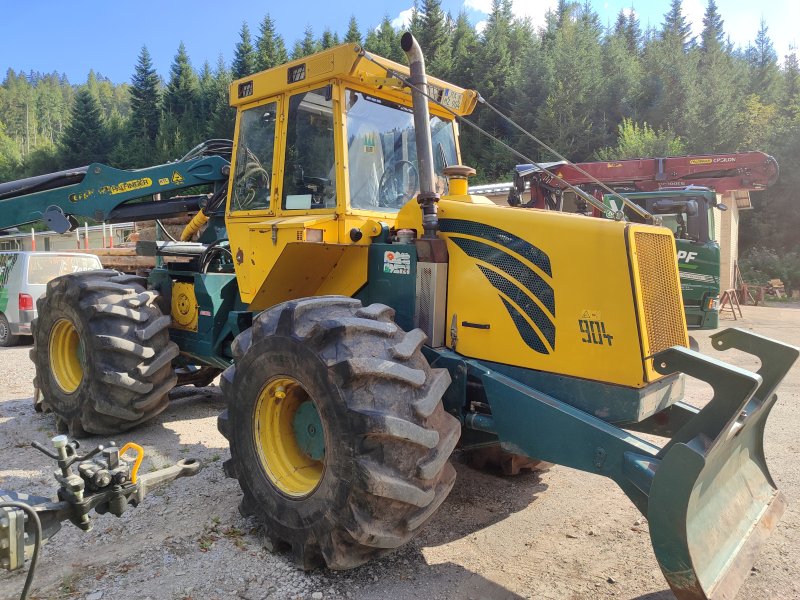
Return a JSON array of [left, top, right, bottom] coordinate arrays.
[[383, 251, 411, 275]]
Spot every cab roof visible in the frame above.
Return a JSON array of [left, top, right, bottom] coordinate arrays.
[[229, 43, 478, 117]]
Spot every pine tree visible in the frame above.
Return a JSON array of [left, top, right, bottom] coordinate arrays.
[[745, 19, 780, 104], [0, 119, 22, 180], [60, 88, 108, 167], [128, 46, 160, 143], [782, 51, 800, 118], [232, 22, 256, 79], [417, 0, 452, 78], [319, 29, 339, 50], [344, 16, 361, 45], [700, 0, 724, 52], [533, 1, 606, 160], [661, 0, 693, 50], [164, 42, 199, 120], [255, 15, 288, 72], [409, 1, 423, 40], [299, 26, 320, 58], [364, 18, 403, 63], [449, 12, 478, 88], [209, 55, 235, 139], [624, 9, 641, 55], [600, 11, 645, 132], [613, 10, 627, 38], [692, 0, 740, 151]]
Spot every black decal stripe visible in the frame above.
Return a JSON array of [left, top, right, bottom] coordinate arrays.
[[439, 218, 552, 277], [450, 236, 555, 316], [478, 265, 555, 348], [499, 297, 549, 354]]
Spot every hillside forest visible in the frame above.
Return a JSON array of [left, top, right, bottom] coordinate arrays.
[[1, 0, 798, 287]]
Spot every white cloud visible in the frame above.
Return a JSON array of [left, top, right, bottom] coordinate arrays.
[[464, 0, 558, 29], [682, 0, 705, 40], [475, 19, 488, 34], [391, 7, 415, 29], [464, 0, 493, 12], [622, 7, 636, 19]]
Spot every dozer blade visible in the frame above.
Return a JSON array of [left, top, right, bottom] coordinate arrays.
[[462, 327, 796, 599], [646, 328, 798, 599]]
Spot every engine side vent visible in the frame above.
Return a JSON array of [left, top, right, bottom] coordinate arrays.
[[632, 231, 688, 358]]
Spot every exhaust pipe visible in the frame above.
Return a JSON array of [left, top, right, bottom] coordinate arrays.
[[401, 32, 439, 238]]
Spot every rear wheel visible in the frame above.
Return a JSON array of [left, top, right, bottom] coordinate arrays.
[[31, 270, 178, 435], [0, 313, 20, 347], [219, 296, 460, 569], [465, 445, 551, 476], [175, 365, 222, 388]]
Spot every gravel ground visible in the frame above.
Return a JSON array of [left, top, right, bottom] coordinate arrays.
[[0, 304, 798, 600]]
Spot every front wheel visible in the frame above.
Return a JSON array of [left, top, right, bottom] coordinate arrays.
[[218, 296, 460, 569]]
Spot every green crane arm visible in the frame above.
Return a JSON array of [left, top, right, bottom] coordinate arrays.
[[0, 156, 230, 233]]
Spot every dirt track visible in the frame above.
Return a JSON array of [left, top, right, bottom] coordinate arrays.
[[1, 304, 798, 600]]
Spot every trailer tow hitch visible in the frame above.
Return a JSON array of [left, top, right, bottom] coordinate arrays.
[[0, 435, 200, 599]]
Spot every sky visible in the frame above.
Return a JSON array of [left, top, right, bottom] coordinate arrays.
[[0, 0, 797, 84]]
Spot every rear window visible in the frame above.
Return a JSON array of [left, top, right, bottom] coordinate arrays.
[[27, 255, 102, 284]]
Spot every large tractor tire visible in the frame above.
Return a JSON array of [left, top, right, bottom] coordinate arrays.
[[31, 270, 178, 436], [218, 296, 460, 569]]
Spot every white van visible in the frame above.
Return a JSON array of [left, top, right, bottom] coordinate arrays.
[[0, 251, 104, 346]]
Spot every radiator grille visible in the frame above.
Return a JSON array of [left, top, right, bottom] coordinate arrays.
[[633, 231, 687, 356]]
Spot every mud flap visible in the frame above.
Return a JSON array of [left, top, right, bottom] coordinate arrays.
[[646, 328, 798, 599]]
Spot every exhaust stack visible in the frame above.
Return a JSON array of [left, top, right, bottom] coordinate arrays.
[[401, 32, 439, 238]]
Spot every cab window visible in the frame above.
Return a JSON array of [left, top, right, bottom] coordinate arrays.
[[345, 89, 458, 212], [282, 87, 336, 210], [231, 102, 277, 212]]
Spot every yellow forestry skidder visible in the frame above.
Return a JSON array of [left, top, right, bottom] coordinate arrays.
[[0, 34, 796, 600]]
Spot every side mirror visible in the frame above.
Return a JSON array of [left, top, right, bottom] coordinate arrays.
[[715, 203, 728, 211]]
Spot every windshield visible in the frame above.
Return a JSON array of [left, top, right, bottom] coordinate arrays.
[[650, 197, 712, 243], [28, 255, 101, 285], [345, 89, 458, 211]]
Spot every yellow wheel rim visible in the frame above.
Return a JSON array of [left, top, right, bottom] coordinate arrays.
[[254, 376, 325, 497], [49, 319, 83, 394]]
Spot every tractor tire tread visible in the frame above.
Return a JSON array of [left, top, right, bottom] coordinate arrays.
[[223, 296, 459, 571], [31, 271, 176, 435]]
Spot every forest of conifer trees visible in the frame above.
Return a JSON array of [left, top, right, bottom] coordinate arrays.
[[0, 0, 798, 286]]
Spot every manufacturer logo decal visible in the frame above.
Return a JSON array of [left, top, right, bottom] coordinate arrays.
[[99, 177, 152, 195]]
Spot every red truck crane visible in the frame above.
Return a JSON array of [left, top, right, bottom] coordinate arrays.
[[507, 151, 779, 209]]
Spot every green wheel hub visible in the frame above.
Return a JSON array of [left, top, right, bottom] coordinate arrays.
[[292, 400, 325, 461]]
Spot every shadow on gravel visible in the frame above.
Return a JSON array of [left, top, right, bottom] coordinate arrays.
[[350, 561, 528, 600], [631, 590, 675, 600], [417, 455, 549, 548]]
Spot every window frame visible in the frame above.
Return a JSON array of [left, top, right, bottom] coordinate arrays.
[[227, 95, 282, 217], [342, 82, 461, 218]]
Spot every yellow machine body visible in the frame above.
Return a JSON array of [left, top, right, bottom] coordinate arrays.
[[403, 199, 689, 388], [223, 41, 687, 389]]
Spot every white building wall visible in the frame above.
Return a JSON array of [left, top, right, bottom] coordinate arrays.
[[716, 192, 740, 292]]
